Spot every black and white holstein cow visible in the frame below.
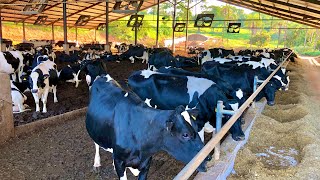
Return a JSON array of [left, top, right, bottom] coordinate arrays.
[[200, 48, 235, 64], [79, 60, 106, 88], [29, 60, 59, 113], [11, 81, 29, 113], [202, 60, 290, 106], [0, 51, 25, 83], [58, 64, 82, 88], [128, 70, 245, 141], [120, 44, 149, 64], [86, 75, 208, 180]]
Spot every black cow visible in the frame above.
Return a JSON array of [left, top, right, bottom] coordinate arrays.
[[202, 62, 289, 106], [148, 51, 198, 69], [80, 60, 106, 88], [86, 75, 208, 179], [128, 70, 245, 141], [120, 44, 149, 63], [58, 64, 81, 87]]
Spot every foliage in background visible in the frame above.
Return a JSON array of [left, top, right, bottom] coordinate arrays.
[[1, 1, 319, 56]]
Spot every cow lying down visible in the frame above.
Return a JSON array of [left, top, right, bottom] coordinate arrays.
[[86, 75, 209, 179], [11, 81, 30, 113]]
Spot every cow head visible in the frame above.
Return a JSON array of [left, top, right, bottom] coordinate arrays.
[[200, 50, 212, 64], [29, 70, 49, 94], [162, 105, 209, 172], [223, 100, 245, 141], [262, 81, 278, 106]]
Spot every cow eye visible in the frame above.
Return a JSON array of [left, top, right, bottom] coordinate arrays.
[[182, 133, 191, 140]]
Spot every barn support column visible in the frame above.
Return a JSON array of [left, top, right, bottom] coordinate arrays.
[[22, 22, 26, 42], [134, 12, 138, 45], [156, 0, 160, 47], [105, 1, 110, 52], [75, 26, 78, 43], [172, 0, 177, 53], [94, 29, 96, 42], [51, 24, 55, 42], [184, 0, 190, 52], [63, 0, 69, 54], [0, 9, 3, 52], [0, 73, 14, 145]]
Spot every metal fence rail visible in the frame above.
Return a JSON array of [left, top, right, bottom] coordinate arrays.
[[174, 51, 293, 180]]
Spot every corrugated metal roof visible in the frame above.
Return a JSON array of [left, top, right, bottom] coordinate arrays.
[[0, 0, 167, 29]]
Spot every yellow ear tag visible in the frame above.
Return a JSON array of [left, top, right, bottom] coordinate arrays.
[[191, 115, 196, 120]]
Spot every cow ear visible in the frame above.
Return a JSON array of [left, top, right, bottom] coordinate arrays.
[[43, 74, 50, 79], [187, 109, 199, 120], [166, 121, 174, 131]]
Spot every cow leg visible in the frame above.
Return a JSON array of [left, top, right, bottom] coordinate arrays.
[[93, 143, 101, 173], [32, 93, 40, 112], [114, 158, 127, 180], [42, 88, 50, 113], [198, 128, 205, 142], [18, 102, 24, 113], [137, 157, 152, 180], [53, 86, 58, 103]]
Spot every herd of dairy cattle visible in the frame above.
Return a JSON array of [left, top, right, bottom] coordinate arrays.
[[0, 41, 296, 179]]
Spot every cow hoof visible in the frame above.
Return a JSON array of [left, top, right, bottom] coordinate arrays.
[[54, 100, 58, 103], [93, 166, 101, 174], [267, 101, 275, 106], [233, 135, 245, 141]]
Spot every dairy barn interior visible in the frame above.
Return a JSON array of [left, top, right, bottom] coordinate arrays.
[[0, 0, 319, 179]]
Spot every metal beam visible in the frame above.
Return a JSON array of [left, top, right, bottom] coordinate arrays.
[[49, 2, 102, 25], [0, 0, 20, 10], [22, 22, 26, 41], [172, 0, 176, 53], [185, 0, 189, 51], [266, 0, 320, 15], [240, 0, 320, 21], [63, 0, 68, 53], [51, 24, 54, 41], [21, 2, 60, 22], [156, 0, 160, 47], [105, 1, 109, 45], [220, 0, 320, 28]]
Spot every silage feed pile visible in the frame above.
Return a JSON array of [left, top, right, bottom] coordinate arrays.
[[229, 57, 320, 180]]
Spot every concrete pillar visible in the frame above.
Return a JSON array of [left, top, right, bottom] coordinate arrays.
[[0, 9, 3, 52], [0, 73, 14, 145]]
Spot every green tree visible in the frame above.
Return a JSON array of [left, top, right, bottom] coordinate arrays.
[[250, 31, 271, 47]]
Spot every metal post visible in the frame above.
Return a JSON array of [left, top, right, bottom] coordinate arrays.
[[75, 26, 78, 42], [94, 28, 96, 42], [214, 100, 223, 160], [22, 22, 26, 42], [134, 13, 138, 45], [63, 0, 68, 54], [0, 9, 3, 51], [185, 0, 190, 52], [172, 0, 177, 53], [51, 24, 55, 42], [105, 1, 109, 51], [156, 0, 160, 47]]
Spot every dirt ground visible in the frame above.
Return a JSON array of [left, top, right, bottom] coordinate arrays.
[[0, 116, 198, 180], [13, 60, 147, 126], [228, 57, 320, 180]]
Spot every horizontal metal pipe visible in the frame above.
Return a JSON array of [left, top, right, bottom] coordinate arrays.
[[174, 51, 293, 180]]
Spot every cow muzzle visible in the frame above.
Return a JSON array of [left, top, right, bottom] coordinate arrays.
[[197, 160, 208, 172], [267, 101, 275, 106], [31, 89, 38, 93]]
